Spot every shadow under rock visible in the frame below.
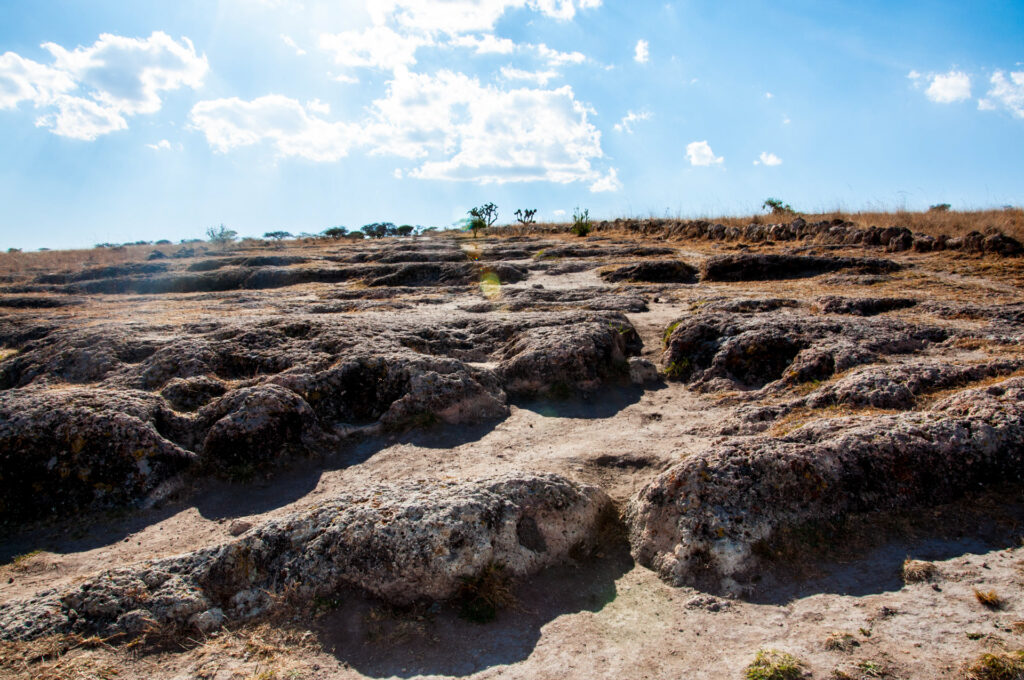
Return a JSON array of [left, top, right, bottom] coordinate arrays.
[[740, 486, 1024, 605], [314, 529, 635, 678], [513, 384, 647, 419]]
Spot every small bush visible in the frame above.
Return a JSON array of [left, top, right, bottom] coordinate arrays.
[[929, 203, 952, 212], [901, 558, 938, 583], [964, 650, 1024, 680], [571, 206, 591, 237], [206, 224, 237, 248], [762, 198, 794, 215], [396, 224, 414, 237], [974, 588, 1004, 609], [745, 649, 806, 680], [823, 631, 859, 652]]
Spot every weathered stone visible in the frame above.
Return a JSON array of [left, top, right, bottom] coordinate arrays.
[[626, 378, 1024, 591], [0, 474, 612, 641]]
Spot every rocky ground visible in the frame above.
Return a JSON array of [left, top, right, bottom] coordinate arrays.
[[1, 223, 1023, 679]]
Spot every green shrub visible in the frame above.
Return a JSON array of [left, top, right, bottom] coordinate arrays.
[[745, 649, 806, 680], [762, 198, 794, 215], [206, 224, 237, 248], [571, 206, 591, 236]]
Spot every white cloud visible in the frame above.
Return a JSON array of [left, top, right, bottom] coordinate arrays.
[[589, 167, 621, 192], [907, 69, 922, 81], [35, 95, 128, 140], [280, 34, 306, 56], [754, 151, 781, 166], [0, 32, 207, 140], [0, 52, 75, 109], [43, 32, 208, 116], [147, 139, 172, 150], [369, 0, 601, 36], [613, 109, 650, 133], [319, 26, 433, 71], [450, 33, 518, 55], [553, 209, 566, 216], [634, 39, 649, 64], [685, 140, 722, 167], [500, 66, 558, 86], [331, 72, 360, 84], [191, 71, 612, 187], [764, 91, 773, 99], [535, 43, 586, 66], [189, 95, 359, 162], [923, 70, 971, 103], [782, 115, 791, 125], [981, 70, 1024, 118], [367, 69, 607, 185], [305, 98, 330, 114]]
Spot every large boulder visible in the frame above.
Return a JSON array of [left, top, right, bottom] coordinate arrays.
[[0, 474, 612, 641], [626, 378, 1024, 591], [0, 388, 195, 525]]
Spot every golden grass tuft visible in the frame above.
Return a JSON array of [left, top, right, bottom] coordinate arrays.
[[974, 588, 1005, 610], [901, 558, 938, 584], [963, 650, 1024, 680], [745, 649, 807, 680]]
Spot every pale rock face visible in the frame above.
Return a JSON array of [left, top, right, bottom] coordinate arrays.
[[626, 378, 1024, 590], [0, 473, 612, 641]]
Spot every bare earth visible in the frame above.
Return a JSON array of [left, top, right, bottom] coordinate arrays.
[[1, 226, 1022, 679]]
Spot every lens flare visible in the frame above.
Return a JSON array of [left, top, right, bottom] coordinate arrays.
[[479, 270, 501, 299]]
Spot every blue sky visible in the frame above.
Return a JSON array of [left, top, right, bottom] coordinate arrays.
[[1, 0, 1022, 249]]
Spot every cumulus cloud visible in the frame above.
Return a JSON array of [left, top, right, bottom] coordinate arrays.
[[0, 31, 207, 139], [979, 70, 1024, 118], [753, 151, 782, 166], [368, 0, 601, 35], [685, 140, 722, 167], [925, 70, 971, 103], [367, 69, 606, 184], [634, 39, 649, 64], [613, 109, 650, 133], [189, 95, 359, 162], [909, 69, 971, 103], [500, 66, 558, 86], [147, 139, 173, 150], [190, 71, 613, 186], [589, 167, 621, 192], [450, 33, 518, 54], [319, 26, 433, 71]]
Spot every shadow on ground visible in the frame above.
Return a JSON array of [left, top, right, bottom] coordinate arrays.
[[742, 486, 1024, 605], [313, 531, 635, 678], [513, 385, 647, 419]]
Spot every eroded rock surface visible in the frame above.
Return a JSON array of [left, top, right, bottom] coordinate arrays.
[[0, 474, 612, 641], [626, 378, 1024, 591], [661, 307, 949, 391]]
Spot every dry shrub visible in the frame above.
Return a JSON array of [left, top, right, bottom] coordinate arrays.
[[824, 631, 860, 652], [745, 648, 807, 680], [964, 650, 1024, 680], [974, 588, 1005, 610], [901, 558, 938, 583]]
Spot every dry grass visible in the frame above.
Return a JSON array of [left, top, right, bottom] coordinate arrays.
[[974, 588, 1005, 610], [963, 650, 1024, 680], [714, 207, 1024, 241], [901, 558, 938, 584], [745, 649, 807, 680], [824, 631, 860, 652]]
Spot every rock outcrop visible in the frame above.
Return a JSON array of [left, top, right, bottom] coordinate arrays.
[[626, 378, 1024, 591], [0, 474, 612, 641]]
